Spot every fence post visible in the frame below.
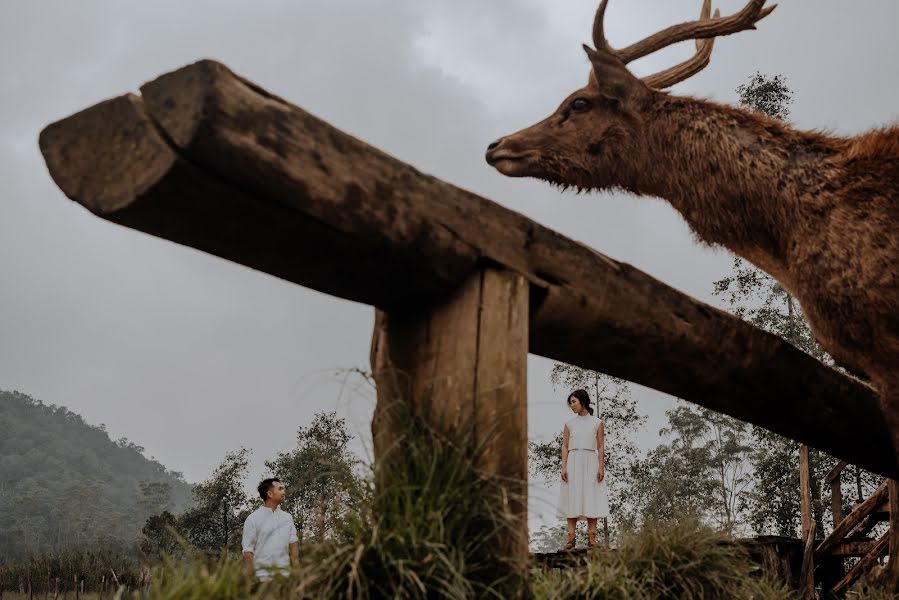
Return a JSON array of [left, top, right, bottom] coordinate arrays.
[[799, 444, 815, 599]]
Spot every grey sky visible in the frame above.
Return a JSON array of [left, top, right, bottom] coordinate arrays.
[[2, 1, 897, 527]]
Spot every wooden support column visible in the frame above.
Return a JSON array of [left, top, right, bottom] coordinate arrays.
[[799, 444, 815, 598], [825, 460, 848, 528], [370, 267, 529, 578]]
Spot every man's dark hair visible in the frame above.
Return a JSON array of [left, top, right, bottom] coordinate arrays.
[[258, 477, 281, 501]]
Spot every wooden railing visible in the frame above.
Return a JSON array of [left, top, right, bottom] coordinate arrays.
[[801, 458, 899, 596]]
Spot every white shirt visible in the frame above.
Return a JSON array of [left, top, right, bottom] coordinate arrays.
[[241, 506, 298, 579], [566, 414, 601, 450]]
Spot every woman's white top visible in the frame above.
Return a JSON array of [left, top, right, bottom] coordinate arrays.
[[567, 413, 600, 450]]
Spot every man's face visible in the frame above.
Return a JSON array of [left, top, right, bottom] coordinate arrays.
[[268, 482, 286, 505]]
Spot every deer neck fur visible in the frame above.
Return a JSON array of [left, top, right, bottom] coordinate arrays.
[[631, 93, 844, 278]]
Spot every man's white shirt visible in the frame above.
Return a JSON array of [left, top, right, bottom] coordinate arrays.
[[242, 505, 298, 579]]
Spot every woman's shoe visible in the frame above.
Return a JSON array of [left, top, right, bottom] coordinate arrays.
[[562, 536, 576, 551]]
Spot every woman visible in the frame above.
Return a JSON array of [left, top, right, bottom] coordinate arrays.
[[557, 389, 609, 549]]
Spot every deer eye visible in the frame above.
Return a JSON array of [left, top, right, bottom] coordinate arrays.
[[571, 98, 591, 112]]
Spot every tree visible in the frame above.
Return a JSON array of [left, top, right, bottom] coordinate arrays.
[[265, 412, 365, 542], [618, 403, 751, 532], [528, 368, 645, 537], [701, 408, 753, 533], [179, 448, 252, 554], [140, 511, 185, 559], [735, 72, 793, 121]]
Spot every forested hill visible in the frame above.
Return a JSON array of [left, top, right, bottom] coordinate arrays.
[[0, 389, 193, 559]]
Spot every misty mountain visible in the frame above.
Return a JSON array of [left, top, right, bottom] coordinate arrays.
[[0, 389, 192, 558]]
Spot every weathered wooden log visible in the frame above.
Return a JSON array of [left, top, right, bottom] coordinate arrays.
[[816, 481, 889, 558], [38, 59, 894, 478]]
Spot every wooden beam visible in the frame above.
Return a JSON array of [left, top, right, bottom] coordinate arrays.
[[830, 539, 876, 557], [816, 481, 889, 558], [830, 531, 890, 596], [38, 59, 895, 478], [370, 267, 529, 581]]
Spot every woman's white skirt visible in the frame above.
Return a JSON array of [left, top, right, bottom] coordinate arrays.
[[557, 450, 609, 520]]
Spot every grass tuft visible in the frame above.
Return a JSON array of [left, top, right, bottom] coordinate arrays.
[[531, 520, 795, 600]]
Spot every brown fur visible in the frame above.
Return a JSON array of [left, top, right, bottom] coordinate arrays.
[[486, 49, 899, 459]]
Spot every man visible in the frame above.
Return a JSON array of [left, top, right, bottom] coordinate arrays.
[[242, 478, 298, 581]]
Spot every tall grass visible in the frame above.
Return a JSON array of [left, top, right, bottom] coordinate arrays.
[[530, 520, 796, 600], [145, 395, 522, 599], [0, 549, 140, 594]]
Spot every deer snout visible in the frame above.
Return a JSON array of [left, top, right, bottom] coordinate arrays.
[[485, 136, 538, 177], [485, 138, 505, 164]]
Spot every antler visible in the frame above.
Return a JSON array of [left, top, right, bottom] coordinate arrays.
[[641, 1, 717, 90], [592, 0, 776, 89]]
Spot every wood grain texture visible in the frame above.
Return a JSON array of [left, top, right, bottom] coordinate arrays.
[[369, 268, 528, 579]]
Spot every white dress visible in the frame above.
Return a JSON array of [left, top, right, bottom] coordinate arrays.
[[557, 414, 610, 520]]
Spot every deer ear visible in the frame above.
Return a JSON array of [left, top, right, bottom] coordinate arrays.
[[583, 44, 646, 100]]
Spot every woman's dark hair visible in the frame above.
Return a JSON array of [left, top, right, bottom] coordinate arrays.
[[568, 389, 594, 415], [258, 477, 281, 501]]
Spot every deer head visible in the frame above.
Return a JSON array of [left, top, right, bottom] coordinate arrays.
[[485, 0, 776, 192]]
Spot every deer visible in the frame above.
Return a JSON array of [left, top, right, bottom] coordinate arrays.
[[486, 0, 899, 467]]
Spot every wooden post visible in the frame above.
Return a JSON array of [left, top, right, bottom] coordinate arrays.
[[831, 479, 844, 528], [826, 459, 848, 528], [799, 444, 814, 598], [885, 480, 899, 592], [371, 267, 529, 584], [799, 521, 816, 600]]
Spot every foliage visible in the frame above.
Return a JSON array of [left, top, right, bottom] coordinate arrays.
[[619, 404, 752, 534], [140, 511, 187, 560], [0, 389, 192, 559], [735, 72, 793, 121], [531, 520, 794, 600], [178, 448, 253, 555], [265, 411, 365, 543]]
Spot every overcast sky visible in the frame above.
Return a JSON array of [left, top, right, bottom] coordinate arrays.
[[2, 1, 898, 527]]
